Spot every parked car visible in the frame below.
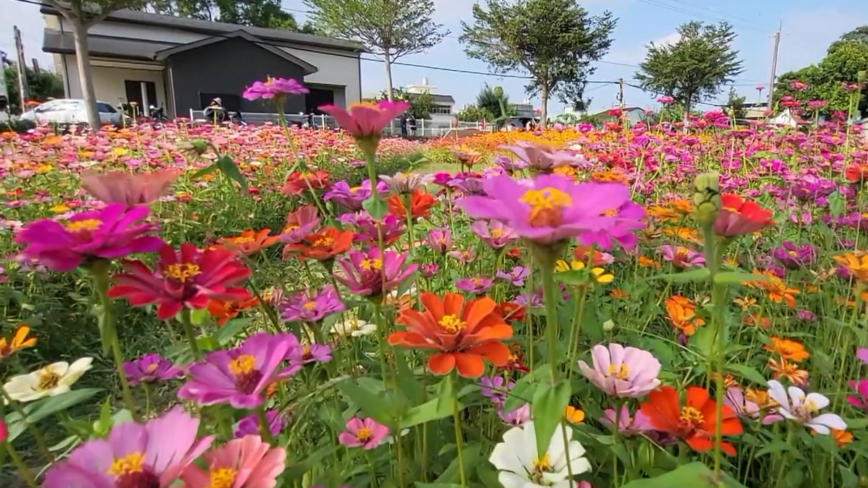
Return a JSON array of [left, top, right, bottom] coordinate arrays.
[[20, 99, 127, 126]]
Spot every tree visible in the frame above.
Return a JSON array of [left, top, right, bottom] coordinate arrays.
[[375, 87, 433, 119], [138, 0, 299, 28], [460, 0, 615, 126], [457, 104, 495, 122], [4, 65, 65, 114], [635, 21, 744, 126], [476, 84, 512, 119], [725, 87, 746, 120], [45, 0, 147, 127], [303, 0, 447, 101], [841, 26, 868, 45]]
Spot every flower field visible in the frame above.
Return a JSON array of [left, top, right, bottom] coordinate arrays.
[[2, 104, 868, 488]]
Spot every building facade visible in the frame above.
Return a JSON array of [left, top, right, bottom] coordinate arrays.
[[41, 9, 363, 117]]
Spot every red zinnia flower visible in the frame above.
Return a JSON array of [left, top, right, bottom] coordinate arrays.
[[845, 163, 868, 184], [388, 293, 513, 377], [207, 296, 259, 325], [494, 301, 526, 322], [109, 243, 251, 319], [284, 227, 354, 261], [387, 190, 437, 221], [282, 170, 331, 196], [640, 386, 742, 455], [713, 194, 773, 237]]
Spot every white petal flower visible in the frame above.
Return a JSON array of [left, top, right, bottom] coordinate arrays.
[[329, 316, 377, 338], [489, 420, 590, 487], [766, 379, 846, 435], [4, 358, 93, 403]]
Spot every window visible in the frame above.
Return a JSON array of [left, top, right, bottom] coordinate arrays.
[[430, 104, 452, 115], [124, 80, 157, 109], [97, 103, 117, 114]]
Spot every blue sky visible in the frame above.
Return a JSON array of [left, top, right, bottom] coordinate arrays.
[[4, 0, 868, 113]]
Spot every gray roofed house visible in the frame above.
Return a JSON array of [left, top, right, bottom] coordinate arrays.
[[41, 8, 364, 118]]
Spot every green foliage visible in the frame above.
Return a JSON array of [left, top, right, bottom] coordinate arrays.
[[476, 84, 515, 120], [636, 21, 744, 116], [375, 87, 433, 119], [460, 0, 616, 123], [3, 65, 65, 115], [0, 118, 37, 133], [136, 0, 300, 29], [456, 104, 495, 122], [775, 40, 868, 116], [841, 25, 868, 45], [725, 87, 747, 120]]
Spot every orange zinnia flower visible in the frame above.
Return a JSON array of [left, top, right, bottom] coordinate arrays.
[[646, 206, 680, 223], [282, 170, 331, 196], [767, 357, 808, 385], [638, 256, 661, 269], [743, 314, 772, 329], [388, 293, 513, 377], [0, 326, 37, 360], [572, 246, 611, 266], [610, 288, 629, 299], [764, 337, 810, 362], [828, 428, 854, 447], [833, 253, 868, 283], [285, 227, 354, 261], [664, 226, 702, 244], [665, 295, 705, 336], [387, 190, 437, 220], [640, 386, 742, 455], [207, 296, 259, 325], [745, 270, 799, 308], [219, 229, 279, 256], [494, 301, 526, 322]]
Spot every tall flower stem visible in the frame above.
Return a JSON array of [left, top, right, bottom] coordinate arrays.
[[257, 405, 275, 445], [702, 225, 727, 479], [566, 286, 589, 381], [5, 443, 39, 488], [0, 390, 53, 462], [537, 248, 560, 383], [90, 260, 138, 422], [451, 372, 467, 487], [180, 308, 202, 361]]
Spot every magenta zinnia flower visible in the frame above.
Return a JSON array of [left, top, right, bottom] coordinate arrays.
[[338, 417, 389, 450], [235, 410, 286, 439], [470, 219, 519, 249], [43, 407, 212, 488], [177, 332, 300, 409], [771, 241, 816, 269], [579, 200, 646, 250], [14, 204, 163, 272], [500, 141, 575, 173], [180, 435, 285, 488], [243, 77, 309, 100], [600, 405, 654, 436], [427, 229, 452, 254], [324, 180, 386, 211], [578, 343, 661, 398], [455, 277, 493, 295], [848, 380, 868, 411], [278, 285, 345, 323], [333, 247, 417, 297], [280, 205, 322, 245], [496, 266, 529, 286], [124, 353, 182, 385], [460, 175, 632, 245], [657, 244, 705, 268], [320, 101, 409, 142], [109, 243, 251, 319], [286, 342, 332, 366]]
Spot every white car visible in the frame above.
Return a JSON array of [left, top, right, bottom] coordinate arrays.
[[20, 99, 126, 126]]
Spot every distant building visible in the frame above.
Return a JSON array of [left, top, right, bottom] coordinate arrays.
[[404, 77, 455, 129], [588, 106, 646, 126]]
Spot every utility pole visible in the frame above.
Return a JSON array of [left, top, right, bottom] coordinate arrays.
[[766, 23, 782, 112], [617, 78, 625, 111], [14, 26, 30, 114]]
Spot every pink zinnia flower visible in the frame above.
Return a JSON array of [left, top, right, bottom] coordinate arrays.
[[234, 410, 286, 439], [14, 204, 163, 272], [500, 141, 575, 173], [243, 77, 309, 100], [324, 180, 386, 211], [338, 417, 389, 449], [320, 101, 409, 142], [460, 175, 633, 246], [124, 353, 183, 385], [578, 343, 661, 398], [600, 405, 654, 436], [180, 435, 286, 488], [427, 228, 452, 254], [470, 219, 519, 249], [81, 170, 179, 206], [279, 205, 321, 245], [43, 407, 212, 488], [847, 380, 868, 411], [178, 332, 300, 409], [657, 244, 705, 268], [333, 247, 417, 297], [579, 200, 646, 250], [455, 276, 494, 295], [108, 243, 251, 319], [278, 285, 345, 323]]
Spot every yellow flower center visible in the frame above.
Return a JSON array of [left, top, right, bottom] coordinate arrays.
[[490, 228, 503, 238], [303, 301, 317, 310], [532, 453, 552, 472], [519, 187, 572, 227], [439, 314, 466, 333], [228, 354, 256, 375], [107, 452, 145, 476], [356, 427, 373, 441], [66, 219, 102, 232], [680, 406, 704, 425], [283, 224, 299, 233], [165, 263, 201, 282], [361, 259, 383, 271], [603, 208, 618, 217], [145, 363, 159, 373], [208, 468, 237, 488], [607, 363, 629, 380], [314, 236, 335, 247], [37, 369, 60, 391]]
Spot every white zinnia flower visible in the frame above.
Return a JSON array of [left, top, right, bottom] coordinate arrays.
[[489, 420, 590, 488], [4, 358, 93, 402], [767, 379, 847, 434], [330, 316, 377, 337]]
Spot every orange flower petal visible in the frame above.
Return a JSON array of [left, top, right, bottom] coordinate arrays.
[[453, 352, 485, 378], [428, 353, 456, 375]]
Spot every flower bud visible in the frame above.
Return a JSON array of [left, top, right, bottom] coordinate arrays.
[[602, 319, 615, 332], [693, 172, 721, 225], [178, 138, 210, 156]]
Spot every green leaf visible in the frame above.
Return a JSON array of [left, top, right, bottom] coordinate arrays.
[[6, 388, 102, 442], [400, 397, 461, 429], [726, 364, 766, 386], [554, 269, 589, 286], [363, 197, 388, 220], [281, 445, 340, 480], [829, 191, 845, 218], [338, 380, 394, 428], [503, 364, 551, 412], [434, 442, 481, 483], [215, 155, 248, 190], [394, 347, 425, 405], [189, 308, 210, 325], [689, 326, 715, 359], [647, 268, 710, 283], [215, 318, 253, 345], [191, 163, 220, 179], [621, 462, 746, 488], [755, 440, 797, 457], [714, 271, 768, 285], [531, 380, 571, 459]]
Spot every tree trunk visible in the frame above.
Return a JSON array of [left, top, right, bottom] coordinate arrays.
[[384, 54, 394, 101], [683, 98, 691, 132], [71, 21, 100, 129], [540, 84, 549, 130]]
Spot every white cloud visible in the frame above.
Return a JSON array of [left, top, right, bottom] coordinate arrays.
[[651, 32, 681, 47]]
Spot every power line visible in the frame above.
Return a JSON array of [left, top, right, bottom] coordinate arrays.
[[634, 0, 768, 33], [664, 0, 772, 29]]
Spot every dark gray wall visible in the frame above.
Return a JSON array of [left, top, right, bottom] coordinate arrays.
[[166, 37, 307, 114]]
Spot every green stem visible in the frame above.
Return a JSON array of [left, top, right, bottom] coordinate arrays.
[[701, 226, 727, 479], [5, 443, 39, 488], [0, 390, 53, 463], [452, 373, 467, 487], [613, 402, 622, 487], [538, 250, 560, 383], [143, 382, 152, 417], [257, 405, 275, 445], [90, 261, 139, 422], [180, 308, 202, 361], [566, 286, 589, 381]]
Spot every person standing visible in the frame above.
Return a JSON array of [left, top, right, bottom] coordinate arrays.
[[408, 114, 417, 137], [400, 112, 408, 138]]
